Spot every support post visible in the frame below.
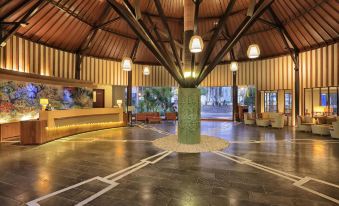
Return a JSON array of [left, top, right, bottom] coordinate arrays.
[[294, 51, 300, 117], [178, 88, 201, 144], [75, 53, 81, 80], [232, 71, 239, 121], [127, 70, 132, 126]]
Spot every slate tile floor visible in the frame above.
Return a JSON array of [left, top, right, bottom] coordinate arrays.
[[0, 121, 338, 206]]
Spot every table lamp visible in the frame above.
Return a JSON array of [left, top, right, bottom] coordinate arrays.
[[40, 98, 49, 110], [116, 99, 123, 108], [314, 106, 325, 116]]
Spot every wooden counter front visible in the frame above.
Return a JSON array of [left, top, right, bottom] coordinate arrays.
[[39, 108, 123, 127], [21, 108, 126, 145]]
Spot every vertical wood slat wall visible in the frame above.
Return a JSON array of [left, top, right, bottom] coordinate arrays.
[[0, 36, 75, 79], [132, 65, 178, 87], [0, 36, 337, 100], [81, 56, 128, 86]]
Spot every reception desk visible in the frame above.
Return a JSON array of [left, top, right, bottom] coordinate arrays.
[[21, 108, 126, 145]]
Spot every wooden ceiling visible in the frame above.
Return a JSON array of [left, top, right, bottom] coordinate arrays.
[[1, 0, 338, 64]]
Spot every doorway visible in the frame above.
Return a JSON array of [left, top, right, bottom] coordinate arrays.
[[93, 89, 105, 108]]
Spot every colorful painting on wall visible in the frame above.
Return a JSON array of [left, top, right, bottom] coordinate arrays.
[[0, 80, 93, 123]]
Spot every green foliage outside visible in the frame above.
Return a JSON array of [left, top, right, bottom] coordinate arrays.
[[137, 87, 176, 115]]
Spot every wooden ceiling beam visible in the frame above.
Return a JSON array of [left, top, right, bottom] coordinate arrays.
[[77, 4, 112, 53], [122, 0, 184, 81], [154, 0, 183, 72], [197, 0, 236, 74], [122, 0, 183, 79], [195, 0, 274, 85], [268, 7, 299, 63], [0, 0, 46, 45], [146, 15, 179, 66], [96, 17, 120, 29], [106, 0, 184, 86], [0, 0, 34, 22], [191, 0, 202, 80]]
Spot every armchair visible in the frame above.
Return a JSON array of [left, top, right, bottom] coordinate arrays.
[[244, 113, 255, 125]]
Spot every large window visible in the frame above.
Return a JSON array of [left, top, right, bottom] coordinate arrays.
[[200, 87, 233, 120], [304, 87, 339, 116], [131, 87, 178, 115], [264, 91, 277, 112], [284, 91, 292, 115], [238, 86, 256, 113]]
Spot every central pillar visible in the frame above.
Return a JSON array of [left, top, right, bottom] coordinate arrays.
[[177, 0, 201, 144], [178, 88, 201, 144]]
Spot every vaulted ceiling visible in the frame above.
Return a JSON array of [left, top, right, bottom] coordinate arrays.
[[1, 0, 338, 65]]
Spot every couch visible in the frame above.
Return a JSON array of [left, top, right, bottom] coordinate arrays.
[[136, 112, 162, 123], [311, 116, 336, 136], [296, 116, 315, 132], [330, 121, 339, 139], [256, 112, 283, 127], [244, 113, 255, 125], [271, 114, 285, 128], [165, 112, 177, 121]]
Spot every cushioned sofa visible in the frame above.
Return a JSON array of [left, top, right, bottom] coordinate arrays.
[[296, 116, 315, 132], [136, 112, 162, 123], [256, 112, 285, 128], [330, 121, 339, 139], [311, 116, 337, 136], [244, 113, 255, 125]]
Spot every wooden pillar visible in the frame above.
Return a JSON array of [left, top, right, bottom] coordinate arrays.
[[183, 0, 194, 83], [177, 0, 201, 144], [75, 53, 81, 80], [232, 71, 239, 121], [294, 52, 300, 117], [126, 70, 132, 125]]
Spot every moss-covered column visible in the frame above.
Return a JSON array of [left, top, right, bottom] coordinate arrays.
[[178, 88, 201, 144]]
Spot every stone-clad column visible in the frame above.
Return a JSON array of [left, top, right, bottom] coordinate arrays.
[[178, 88, 201, 144]]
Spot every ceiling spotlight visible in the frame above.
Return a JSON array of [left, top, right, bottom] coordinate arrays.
[[20, 23, 28, 27], [143, 66, 150, 75], [189, 35, 204, 53], [230, 62, 238, 72], [121, 57, 132, 71], [247, 44, 260, 59]]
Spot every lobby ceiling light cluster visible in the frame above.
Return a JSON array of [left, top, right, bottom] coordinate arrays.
[[247, 44, 260, 59], [121, 57, 132, 71], [189, 35, 204, 53]]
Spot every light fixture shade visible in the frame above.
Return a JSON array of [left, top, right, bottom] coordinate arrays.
[[0, 42, 6, 47], [143, 66, 150, 75], [247, 44, 260, 59], [121, 57, 132, 71], [39, 98, 49, 106], [230, 62, 238, 72], [189, 35, 204, 53]]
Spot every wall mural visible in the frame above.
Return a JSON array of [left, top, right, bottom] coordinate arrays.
[[0, 80, 93, 123]]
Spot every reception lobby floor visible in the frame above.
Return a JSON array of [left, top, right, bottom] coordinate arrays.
[[0, 122, 338, 206]]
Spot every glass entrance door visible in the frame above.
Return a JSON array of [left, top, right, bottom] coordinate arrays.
[[200, 87, 233, 120]]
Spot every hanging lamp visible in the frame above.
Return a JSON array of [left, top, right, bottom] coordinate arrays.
[[247, 44, 260, 59], [121, 57, 132, 71], [189, 35, 204, 53]]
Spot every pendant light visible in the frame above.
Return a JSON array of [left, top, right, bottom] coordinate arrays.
[[121, 57, 132, 71], [189, 35, 204, 53], [247, 44, 260, 59], [143, 66, 150, 75], [230, 62, 238, 72]]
